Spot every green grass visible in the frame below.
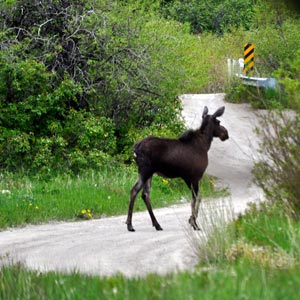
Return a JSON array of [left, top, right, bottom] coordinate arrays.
[[0, 165, 222, 230], [235, 204, 300, 252], [195, 202, 300, 270], [1, 200, 299, 298], [2, 168, 300, 299], [1, 260, 300, 300]]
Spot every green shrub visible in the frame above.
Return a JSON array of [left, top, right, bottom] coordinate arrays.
[[0, 54, 117, 174], [225, 79, 287, 109], [253, 111, 300, 218], [275, 50, 300, 109], [224, 2, 300, 107], [1, 0, 300, 176], [0, 0, 191, 175], [247, 15, 300, 77], [250, 41, 300, 216], [160, 0, 255, 35]]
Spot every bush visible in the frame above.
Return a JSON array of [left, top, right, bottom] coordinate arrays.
[[0, 0, 187, 129], [244, 24, 300, 214], [253, 111, 300, 218], [0, 112, 117, 175], [0, 0, 190, 174], [248, 19, 300, 77], [160, 0, 255, 35], [275, 50, 300, 109], [223, 1, 300, 107], [225, 79, 288, 109], [248, 33, 300, 217], [0, 54, 117, 174]]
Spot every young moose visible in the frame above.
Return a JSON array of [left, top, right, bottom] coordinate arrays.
[[126, 106, 229, 232]]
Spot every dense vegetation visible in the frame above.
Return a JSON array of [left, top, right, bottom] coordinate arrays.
[[1, 0, 300, 175], [160, 0, 255, 35], [0, 0, 186, 174]]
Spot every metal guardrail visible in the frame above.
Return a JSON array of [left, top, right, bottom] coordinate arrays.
[[227, 58, 279, 89], [238, 75, 278, 89]]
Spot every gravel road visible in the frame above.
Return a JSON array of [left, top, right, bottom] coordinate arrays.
[[0, 93, 263, 277]]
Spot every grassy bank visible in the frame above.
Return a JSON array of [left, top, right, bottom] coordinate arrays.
[[1, 199, 300, 299], [0, 165, 222, 230], [1, 257, 300, 300]]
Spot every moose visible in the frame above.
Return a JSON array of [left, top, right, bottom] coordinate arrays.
[[126, 106, 229, 232]]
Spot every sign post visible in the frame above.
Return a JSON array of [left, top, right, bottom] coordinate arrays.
[[243, 43, 254, 76]]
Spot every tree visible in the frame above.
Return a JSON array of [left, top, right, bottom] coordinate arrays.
[[159, 0, 254, 35], [0, 0, 184, 173]]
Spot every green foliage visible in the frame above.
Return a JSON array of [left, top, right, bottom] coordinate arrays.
[[0, 51, 116, 174], [225, 79, 287, 109], [225, 2, 300, 108], [160, 0, 255, 35], [235, 204, 300, 254], [275, 50, 300, 109], [0, 113, 116, 175], [195, 199, 300, 270], [2, 256, 300, 300], [0, 0, 191, 174], [1, 0, 300, 175], [196, 199, 237, 265], [6, 0, 183, 129], [248, 18, 300, 77], [253, 112, 300, 218]]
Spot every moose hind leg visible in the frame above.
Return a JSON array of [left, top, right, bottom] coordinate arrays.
[[142, 178, 163, 231], [126, 176, 143, 232], [195, 190, 202, 218]]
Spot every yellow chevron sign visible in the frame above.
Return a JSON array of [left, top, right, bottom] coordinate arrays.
[[243, 43, 254, 75]]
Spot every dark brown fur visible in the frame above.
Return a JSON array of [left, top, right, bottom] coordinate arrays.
[[126, 106, 229, 231]]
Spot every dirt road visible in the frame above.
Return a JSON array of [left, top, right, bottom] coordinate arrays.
[[0, 94, 263, 277]]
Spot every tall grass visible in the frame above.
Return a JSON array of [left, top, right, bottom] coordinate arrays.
[[195, 201, 300, 269], [232, 204, 300, 266], [0, 165, 221, 230], [193, 197, 237, 265], [1, 259, 300, 300], [1, 182, 300, 299]]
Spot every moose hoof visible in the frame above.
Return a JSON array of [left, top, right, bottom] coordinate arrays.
[[189, 217, 200, 231], [154, 224, 163, 231], [193, 225, 200, 231], [127, 224, 135, 232]]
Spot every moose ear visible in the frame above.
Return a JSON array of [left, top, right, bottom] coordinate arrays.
[[202, 106, 209, 118], [212, 106, 225, 118]]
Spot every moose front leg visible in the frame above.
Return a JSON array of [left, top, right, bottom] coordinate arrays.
[[189, 182, 200, 230]]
